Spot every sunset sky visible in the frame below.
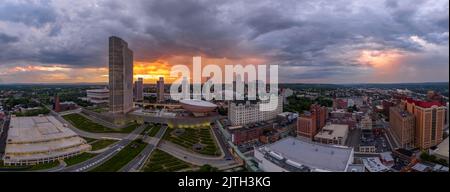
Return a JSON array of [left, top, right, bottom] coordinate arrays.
[[0, 0, 448, 84]]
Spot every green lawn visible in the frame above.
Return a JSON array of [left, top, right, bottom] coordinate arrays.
[[0, 160, 60, 171], [120, 123, 141, 133], [85, 106, 109, 113], [82, 137, 97, 143], [90, 139, 118, 151], [64, 153, 97, 166], [142, 149, 193, 172], [27, 161, 60, 171], [62, 113, 139, 133], [90, 140, 147, 172], [141, 124, 153, 135], [163, 128, 221, 156], [0, 160, 28, 170], [147, 125, 161, 137]]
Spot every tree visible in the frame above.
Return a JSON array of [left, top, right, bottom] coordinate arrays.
[[284, 95, 313, 113], [218, 107, 227, 116], [144, 96, 157, 103], [315, 97, 333, 107], [197, 164, 220, 172]]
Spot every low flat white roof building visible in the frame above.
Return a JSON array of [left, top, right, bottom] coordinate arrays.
[[432, 137, 449, 162], [3, 115, 91, 166], [314, 124, 349, 146], [254, 137, 354, 172], [86, 88, 109, 104], [432, 137, 449, 163]]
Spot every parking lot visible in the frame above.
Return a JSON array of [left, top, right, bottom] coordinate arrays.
[[360, 130, 391, 153], [237, 140, 264, 153]]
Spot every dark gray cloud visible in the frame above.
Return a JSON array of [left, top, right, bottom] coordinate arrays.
[[0, 0, 448, 83], [0, 1, 57, 27], [0, 33, 18, 44], [245, 7, 301, 40]]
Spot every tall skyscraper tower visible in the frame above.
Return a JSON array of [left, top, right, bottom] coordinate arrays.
[[109, 36, 134, 114], [156, 77, 165, 102], [134, 77, 144, 101]]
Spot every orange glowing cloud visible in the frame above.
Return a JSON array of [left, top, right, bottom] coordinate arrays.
[[357, 50, 403, 68], [133, 56, 267, 83], [2, 65, 108, 83], [133, 60, 175, 83], [1, 56, 267, 84], [10, 65, 71, 72], [357, 49, 413, 83]]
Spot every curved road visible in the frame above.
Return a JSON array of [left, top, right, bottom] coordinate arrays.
[[53, 113, 129, 140], [158, 141, 237, 169], [60, 124, 146, 172]]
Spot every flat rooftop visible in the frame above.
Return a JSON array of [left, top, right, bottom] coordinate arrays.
[[362, 157, 390, 172], [258, 137, 354, 172], [8, 115, 78, 143], [4, 115, 90, 163], [433, 137, 449, 159], [314, 124, 348, 140]]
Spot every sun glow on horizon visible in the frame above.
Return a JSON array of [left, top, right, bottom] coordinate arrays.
[[133, 60, 176, 83], [357, 50, 403, 68]]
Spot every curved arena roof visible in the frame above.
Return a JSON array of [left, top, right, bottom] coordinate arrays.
[[179, 99, 217, 113]]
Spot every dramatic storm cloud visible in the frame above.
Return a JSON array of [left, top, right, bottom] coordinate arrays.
[[0, 0, 448, 83]]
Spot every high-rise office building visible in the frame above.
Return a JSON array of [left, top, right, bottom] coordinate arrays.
[[109, 36, 134, 114], [402, 98, 445, 149], [156, 77, 165, 102], [134, 77, 143, 101], [389, 106, 415, 149], [87, 88, 109, 104]]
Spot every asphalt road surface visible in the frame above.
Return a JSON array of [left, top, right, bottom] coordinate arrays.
[[120, 126, 167, 172], [53, 112, 129, 140], [158, 141, 237, 169], [61, 124, 146, 172], [0, 114, 10, 156], [211, 125, 234, 160]]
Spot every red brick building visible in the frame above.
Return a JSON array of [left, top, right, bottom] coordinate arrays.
[[53, 95, 61, 112], [230, 127, 264, 145], [297, 104, 327, 139]]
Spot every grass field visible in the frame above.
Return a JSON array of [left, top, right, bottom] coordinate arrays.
[[163, 128, 221, 156], [142, 149, 193, 172], [90, 139, 117, 151], [82, 137, 97, 143], [147, 125, 161, 137], [141, 124, 153, 135], [64, 153, 97, 166], [90, 140, 147, 172], [27, 161, 60, 171], [0, 160, 60, 171], [62, 113, 139, 133]]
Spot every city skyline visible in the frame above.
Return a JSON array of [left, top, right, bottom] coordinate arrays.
[[0, 0, 448, 84]]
